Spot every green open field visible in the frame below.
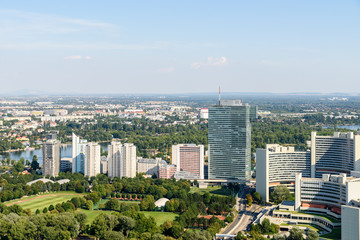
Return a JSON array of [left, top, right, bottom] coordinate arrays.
[[4, 191, 85, 212], [189, 186, 233, 196], [321, 228, 341, 240], [78, 209, 178, 225], [139, 211, 179, 225], [78, 209, 113, 224]]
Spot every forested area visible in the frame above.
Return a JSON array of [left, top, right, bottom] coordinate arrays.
[[0, 168, 235, 240]]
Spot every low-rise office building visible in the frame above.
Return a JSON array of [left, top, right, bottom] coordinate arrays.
[[136, 158, 167, 177], [295, 172, 360, 216], [159, 165, 176, 179]]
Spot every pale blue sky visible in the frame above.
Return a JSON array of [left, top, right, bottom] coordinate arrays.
[[1, 1, 360, 94]]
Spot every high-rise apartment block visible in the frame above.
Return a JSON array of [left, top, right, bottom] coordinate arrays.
[[208, 99, 256, 180], [72, 133, 100, 177], [256, 144, 311, 202], [72, 133, 87, 173], [107, 141, 137, 178], [42, 138, 61, 177], [172, 144, 204, 179], [84, 142, 101, 177]]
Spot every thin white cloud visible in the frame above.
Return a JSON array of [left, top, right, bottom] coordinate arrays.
[[64, 55, 91, 60], [157, 67, 175, 73], [191, 57, 227, 69], [0, 9, 115, 33], [0, 42, 163, 51]]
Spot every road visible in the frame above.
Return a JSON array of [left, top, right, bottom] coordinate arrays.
[[222, 187, 262, 236]]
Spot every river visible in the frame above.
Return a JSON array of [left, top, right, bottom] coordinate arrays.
[[0, 142, 110, 165]]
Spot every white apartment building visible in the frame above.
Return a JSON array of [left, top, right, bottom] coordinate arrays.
[[256, 144, 311, 202], [84, 143, 101, 177], [72, 133, 87, 174], [108, 141, 137, 178]]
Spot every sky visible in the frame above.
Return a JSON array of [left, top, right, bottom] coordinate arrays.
[[1, 0, 360, 95]]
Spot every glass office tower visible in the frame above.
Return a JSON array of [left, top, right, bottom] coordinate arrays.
[[208, 100, 256, 180]]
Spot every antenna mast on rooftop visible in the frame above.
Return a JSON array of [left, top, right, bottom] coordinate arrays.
[[218, 86, 221, 106]]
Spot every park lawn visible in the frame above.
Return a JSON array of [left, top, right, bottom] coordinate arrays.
[[190, 186, 233, 196], [78, 209, 114, 224], [4, 191, 84, 212], [321, 228, 341, 240], [78, 209, 178, 226], [139, 211, 179, 225]]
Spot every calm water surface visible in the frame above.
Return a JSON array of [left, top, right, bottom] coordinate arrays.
[[0, 142, 109, 165]]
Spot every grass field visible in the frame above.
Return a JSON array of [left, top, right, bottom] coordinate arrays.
[[190, 186, 233, 196], [78, 209, 113, 224], [321, 228, 341, 240], [4, 191, 85, 212], [78, 209, 178, 225], [140, 211, 179, 225]]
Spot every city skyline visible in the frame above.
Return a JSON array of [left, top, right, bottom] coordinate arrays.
[[1, 1, 360, 94]]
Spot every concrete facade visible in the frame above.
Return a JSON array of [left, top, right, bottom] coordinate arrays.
[[256, 144, 311, 202], [42, 139, 61, 177], [311, 132, 360, 178], [84, 142, 101, 177], [107, 141, 137, 178], [342, 205, 360, 240], [159, 164, 176, 179], [172, 144, 204, 179], [295, 172, 360, 214]]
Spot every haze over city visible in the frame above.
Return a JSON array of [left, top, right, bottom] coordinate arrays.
[[1, 1, 360, 94]]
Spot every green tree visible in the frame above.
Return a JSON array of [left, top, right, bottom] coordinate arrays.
[[181, 229, 211, 240], [86, 192, 100, 204], [270, 185, 293, 204], [103, 231, 124, 240], [252, 192, 262, 203], [288, 227, 304, 240], [306, 229, 319, 240], [31, 155, 39, 170], [85, 200, 93, 210], [117, 215, 136, 237], [140, 195, 155, 211], [105, 198, 120, 210], [246, 194, 253, 207]]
